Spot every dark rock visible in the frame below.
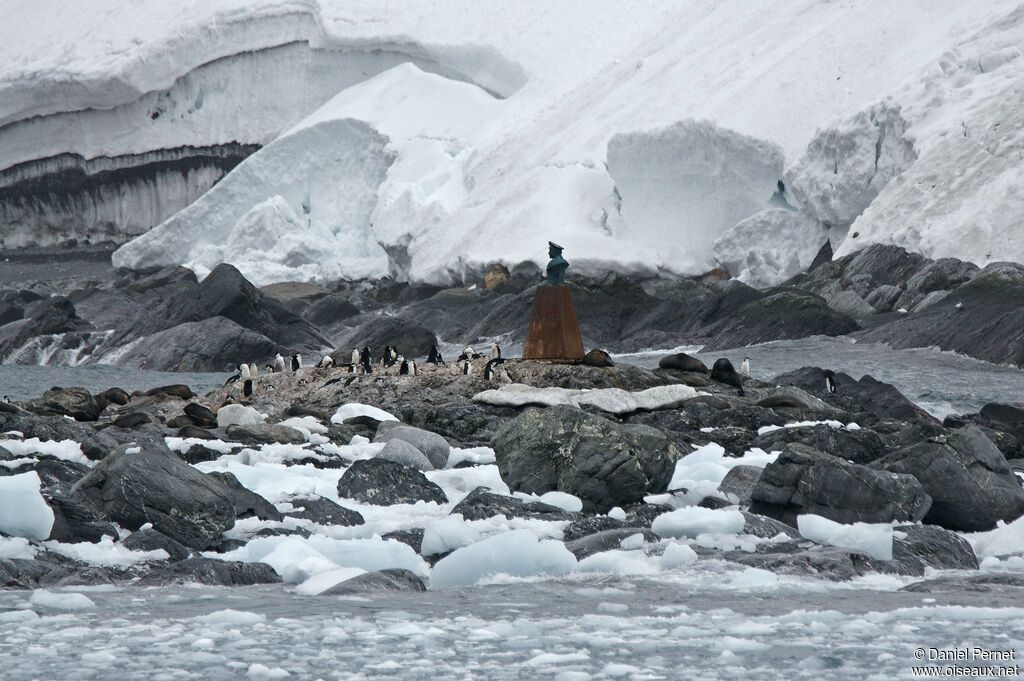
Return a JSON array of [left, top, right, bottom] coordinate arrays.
[[26, 387, 100, 421], [0, 410, 119, 461], [253, 526, 313, 540], [0, 297, 90, 362], [562, 516, 633, 542], [703, 289, 859, 351], [717, 465, 763, 505], [564, 528, 659, 560], [118, 317, 278, 372], [740, 511, 799, 539], [697, 496, 733, 509], [71, 441, 236, 549], [892, 524, 978, 571], [376, 438, 434, 471], [206, 471, 283, 521], [336, 458, 448, 506], [44, 491, 119, 543], [225, 423, 306, 446], [382, 528, 425, 553], [0, 301, 24, 325], [582, 349, 614, 367], [658, 353, 708, 373], [901, 573, 1024, 593], [727, 543, 902, 581], [302, 294, 360, 332], [752, 424, 890, 465], [855, 261, 1024, 367], [872, 425, 1024, 531], [808, 239, 833, 271], [332, 315, 438, 359], [492, 405, 681, 514], [622, 503, 675, 528], [373, 425, 450, 469], [137, 557, 281, 586], [749, 443, 932, 526], [284, 495, 363, 527], [122, 527, 192, 562], [321, 568, 426, 595], [450, 486, 576, 522], [978, 402, 1024, 443]]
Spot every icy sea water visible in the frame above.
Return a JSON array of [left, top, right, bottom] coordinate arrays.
[[1, 340, 1023, 679], [615, 335, 1024, 420], [3, 569, 1023, 681]]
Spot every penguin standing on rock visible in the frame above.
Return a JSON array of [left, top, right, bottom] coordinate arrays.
[[490, 343, 501, 360], [243, 379, 253, 398], [291, 353, 302, 372], [462, 360, 472, 375], [351, 348, 360, 366], [361, 347, 373, 374], [240, 364, 252, 379], [710, 358, 745, 396], [318, 355, 334, 369], [427, 345, 444, 365], [400, 359, 410, 375], [741, 357, 751, 378], [274, 354, 287, 373], [824, 370, 838, 395]]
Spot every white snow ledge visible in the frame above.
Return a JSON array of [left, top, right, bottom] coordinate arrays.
[[472, 383, 703, 415]]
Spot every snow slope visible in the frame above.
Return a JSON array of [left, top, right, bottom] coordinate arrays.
[[4, 1, 1023, 286]]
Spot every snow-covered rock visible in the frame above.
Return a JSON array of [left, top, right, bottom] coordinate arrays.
[[472, 383, 701, 414], [430, 529, 577, 588], [797, 514, 894, 562]]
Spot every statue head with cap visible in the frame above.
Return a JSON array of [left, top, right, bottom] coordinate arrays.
[[546, 241, 568, 285]]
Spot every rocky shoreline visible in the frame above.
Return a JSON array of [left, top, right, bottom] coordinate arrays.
[[2, 351, 1022, 594], [1, 242, 1023, 371]]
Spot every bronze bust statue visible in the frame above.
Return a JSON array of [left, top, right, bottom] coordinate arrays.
[[546, 241, 568, 285]]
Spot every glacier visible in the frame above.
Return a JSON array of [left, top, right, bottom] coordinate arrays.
[[4, 0, 1024, 286]]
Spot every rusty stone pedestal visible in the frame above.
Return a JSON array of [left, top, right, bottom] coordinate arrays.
[[522, 285, 585, 361]]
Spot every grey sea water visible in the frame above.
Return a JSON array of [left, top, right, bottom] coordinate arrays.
[[0, 365, 231, 402]]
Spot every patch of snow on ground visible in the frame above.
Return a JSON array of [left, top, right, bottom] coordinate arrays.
[[0, 471, 54, 540]]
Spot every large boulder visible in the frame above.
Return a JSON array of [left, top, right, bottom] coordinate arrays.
[[374, 424, 450, 469], [872, 425, 1024, 531], [137, 557, 281, 586], [283, 496, 364, 527], [491, 405, 682, 513], [450, 487, 576, 522], [204, 471, 283, 521], [375, 439, 434, 472], [71, 442, 236, 549], [749, 443, 932, 526], [25, 387, 100, 422], [336, 459, 448, 506]]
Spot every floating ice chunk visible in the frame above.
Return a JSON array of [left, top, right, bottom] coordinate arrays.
[[667, 443, 777, 501], [970, 515, 1024, 560], [29, 589, 94, 610], [330, 403, 399, 425], [0, 472, 54, 540], [421, 515, 481, 557], [216, 404, 266, 427], [0, 536, 36, 560], [427, 463, 509, 498], [651, 507, 745, 539], [575, 550, 659, 576], [224, 534, 429, 579], [258, 539, 338, 584], [797, 514, 894, 561], [195, 609, 267, 626], [430, 529, 577, 588], [43, 535, 168, 566], [661, 542, 699, 569], [0, 437, 88, 465], [522, 651, 591, 667], [446, 446, 496, 468]]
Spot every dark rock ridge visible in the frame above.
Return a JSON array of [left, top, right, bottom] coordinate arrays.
[[336, 458, 448, 506]]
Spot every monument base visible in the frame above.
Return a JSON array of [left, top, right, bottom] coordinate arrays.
[[523, 285, 585, 361]]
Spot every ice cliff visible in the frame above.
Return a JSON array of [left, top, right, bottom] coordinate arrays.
[[3, 0, 1024, 286]]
